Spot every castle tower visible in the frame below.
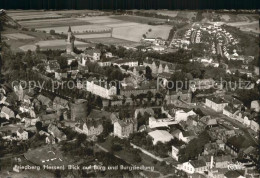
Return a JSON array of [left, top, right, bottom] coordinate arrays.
[[66, 26, 75, 54]]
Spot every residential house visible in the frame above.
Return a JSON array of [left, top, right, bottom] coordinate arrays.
[[86, 77, 117, 99], [16, 128, 28, 140], [134, 108, 154, 119], [112, 58, 138, 67], [84, 49, 101, 61], [205, 97, 228, 112], [143, 57, 176, 75], [47, 124, 66, 142], [250, 119, 259, 133], [190, 78, 215, 90], [223, 104, 238, 118], [114, 119, 134, 138], [224, 170, 245, 178], [251, 100, 260, 112], [37, 94, 52, 108], [46, 60, 60, 73], [216, 140, 225, 151], [46, 135, 56, 144], [226, 135, 253, 156], [120, 81, 157, 97], [215, 155, 232, 169], [148, 130, 173, 145], [75, 118, 103, 137], [53, 97, 69, 110], [175, 109, 196, 122], [172, 145, 180, 161], [149, 117, 176, 129], [171, 129, 195, 143], [0, 106, 15, 120], [181, 160, 207, 174], [55, 70, 68, 80], [40, 113, 59, 126], [198, 155, 214, 170], [165, 90, 192, 105]]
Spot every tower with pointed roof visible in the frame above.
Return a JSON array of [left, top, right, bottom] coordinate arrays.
[[66, 26, 75, 54]]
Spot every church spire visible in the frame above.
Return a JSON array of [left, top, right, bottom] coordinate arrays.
[[68, 26, 72, 32]]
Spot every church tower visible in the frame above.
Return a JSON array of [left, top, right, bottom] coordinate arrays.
[[66, 26, 75, 54]]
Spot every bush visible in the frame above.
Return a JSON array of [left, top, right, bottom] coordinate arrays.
[[152, 160, 158, 164], [50, 29, 55, 35], [133, 153, 142, 163], [111, 144, 122, 152], [160, 161, 166, 166]]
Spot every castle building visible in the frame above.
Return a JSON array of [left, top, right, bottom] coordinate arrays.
[[66, 26, 75, 54]]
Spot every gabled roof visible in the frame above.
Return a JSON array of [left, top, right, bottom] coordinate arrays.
[[53, 97, 68, 107], [190, 160, 206, 168], [1, 106, 15, 117], [215, 155, 232, 162], [37, 94, 52, 105]]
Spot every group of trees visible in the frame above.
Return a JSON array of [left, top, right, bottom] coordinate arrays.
[[178, 130, 211, 163], [130, 132, 184, 158]]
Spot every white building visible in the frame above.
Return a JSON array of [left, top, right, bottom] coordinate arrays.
[[16, 128, 29, 140], [148, 130, 173, 145], [86, 78, 117, 99]]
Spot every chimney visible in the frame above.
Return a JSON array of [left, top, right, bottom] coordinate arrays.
[[244, 168, 247, 177], [210, 155, 214, 169]]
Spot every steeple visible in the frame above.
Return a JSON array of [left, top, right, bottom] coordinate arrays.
[[68, 26, 72, 32]]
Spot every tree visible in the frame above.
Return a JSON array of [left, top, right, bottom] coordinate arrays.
[[146, 91, 154, 101], [142, 34, 146, 38], [111, 144, 122, 152], [95, 96, 103, 108], [145, 66, 153, 80], [50, 29, 56, 35], [56, 56, 68, 69], [133, 153, 142, 163], [36, 45, 40, 53], [35, 121, 42, 131]]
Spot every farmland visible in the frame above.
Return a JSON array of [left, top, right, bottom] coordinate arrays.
[[110, 15, 165, 24], [20, 39, 91, 51], [3, 33, 34, 40], [37, 25, 111, 34], [111, 23, 172, 42], [86, 37, 140, 47]]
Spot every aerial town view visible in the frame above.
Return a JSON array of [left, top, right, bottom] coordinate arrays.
[[0, 9, 259, 178]]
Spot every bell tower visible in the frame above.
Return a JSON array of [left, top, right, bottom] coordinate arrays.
[[66, 26, 75, 54]]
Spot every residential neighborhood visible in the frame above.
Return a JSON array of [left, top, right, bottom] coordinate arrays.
[[0, 9, 259, 178]]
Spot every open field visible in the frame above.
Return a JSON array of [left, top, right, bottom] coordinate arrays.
[[75, 33, 111, 39], [76, 16, 122, 24], [86, 37, 140, 47], [19, 39, 90, 51], [24, 145, 72, 167], [176, 11, 197, 20], [3, 33, 35, 40], [226, 21, 259, 33], [111, 23, 172, 42], [8, 12, 63, 21], [19, 18, 91, 28], [37, 24, 111, 34], [110, 15, 165, 24]]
